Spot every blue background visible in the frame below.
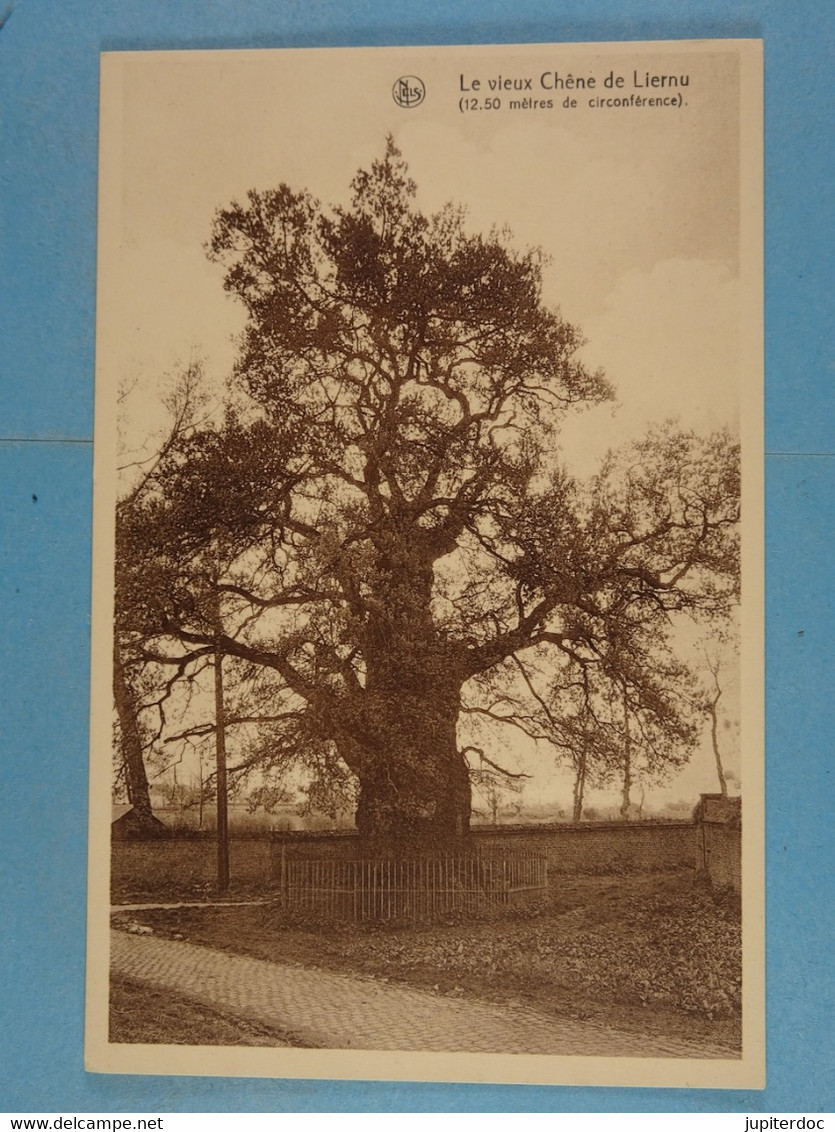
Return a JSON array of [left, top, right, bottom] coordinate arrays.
[[1, 0, 833, 1113]]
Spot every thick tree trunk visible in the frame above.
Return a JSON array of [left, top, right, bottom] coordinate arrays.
[[351, 686, 471, 850], [344, 528, 472, 851], [113, 640, 160, 832]]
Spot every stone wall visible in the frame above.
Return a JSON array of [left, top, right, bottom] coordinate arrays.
[[473, 821, 698, 874], [111, 820, 700, 892], [693, 794, 742, 892], [111, 838, 274, 892], [696, 821, 742, 891]]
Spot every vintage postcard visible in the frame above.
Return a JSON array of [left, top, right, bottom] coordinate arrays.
[[86, 39, 764, 1088]]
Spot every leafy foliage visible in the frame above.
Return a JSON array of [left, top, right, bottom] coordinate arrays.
[[115, 141, 741, 839]]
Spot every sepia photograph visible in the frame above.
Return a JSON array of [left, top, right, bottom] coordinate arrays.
[[86, 40, 764, 1088]]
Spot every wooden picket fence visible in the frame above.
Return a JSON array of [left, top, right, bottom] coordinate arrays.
[[278, 850, 548, 922]]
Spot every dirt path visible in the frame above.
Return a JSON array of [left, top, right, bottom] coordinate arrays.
[[111, 929, 737, 1058]]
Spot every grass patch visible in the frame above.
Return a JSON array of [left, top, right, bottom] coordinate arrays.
[[109, 974, 306, 1046], [114, 869, 741, 1052]]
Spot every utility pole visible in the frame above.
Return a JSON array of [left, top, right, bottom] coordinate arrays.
[[213, 586, 230, 893], [620, 682, 632, 822]]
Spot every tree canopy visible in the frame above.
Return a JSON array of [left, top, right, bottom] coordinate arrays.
[[115, 139, 740, 846]]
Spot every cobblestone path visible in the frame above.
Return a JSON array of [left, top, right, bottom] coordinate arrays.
[[111, 930, 736, 1059]]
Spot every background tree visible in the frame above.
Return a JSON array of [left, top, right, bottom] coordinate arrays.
[[503, 639, 696, 823], [116, 140, 740, 849], [112, 640, 157, 830], [113, 366, 210, 834], [695, 635, 741, 797]]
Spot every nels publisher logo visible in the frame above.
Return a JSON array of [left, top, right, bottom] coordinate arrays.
[[393, 75, 426, 108]]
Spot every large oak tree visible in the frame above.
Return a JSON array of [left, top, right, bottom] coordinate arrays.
[[116, 141, 740, 848]]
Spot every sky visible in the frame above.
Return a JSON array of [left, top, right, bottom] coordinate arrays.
[[97, 42, 755, 811]]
